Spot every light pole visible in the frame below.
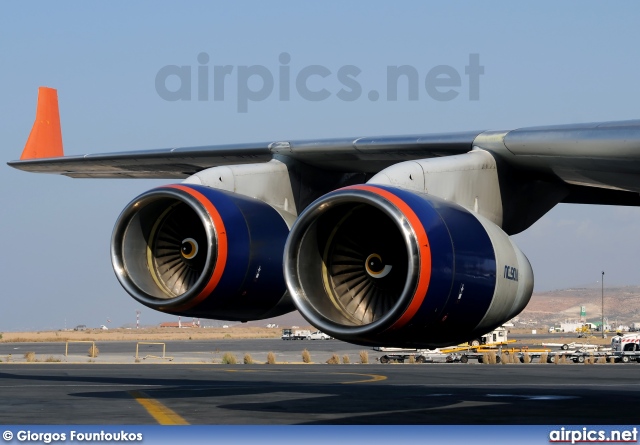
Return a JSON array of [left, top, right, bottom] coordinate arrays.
[[601, 271, 605, 338]]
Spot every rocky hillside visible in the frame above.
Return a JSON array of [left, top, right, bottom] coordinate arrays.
[[240, 286, 640, 329], [520, 286, 640, 326]]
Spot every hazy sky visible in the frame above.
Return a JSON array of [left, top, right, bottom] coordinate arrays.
[[2, 2, 640, 331]]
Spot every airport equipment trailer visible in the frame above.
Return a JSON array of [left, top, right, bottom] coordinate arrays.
[[377, 332, 640, 364], [377, 327, 515, 363], [378, 342, 523, 364], [543, 335, 640, 363], [378, 349, 452, 363], [542, 342, 600, 351]]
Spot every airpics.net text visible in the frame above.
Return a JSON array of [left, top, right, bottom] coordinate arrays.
[[155, 52, 484, 112]]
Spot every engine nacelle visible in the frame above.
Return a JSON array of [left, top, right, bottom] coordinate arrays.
[[111, 184, 292, 321], [284, 184, 533, 347]]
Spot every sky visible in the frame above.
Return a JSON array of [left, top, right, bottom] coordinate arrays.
[[2, 2, 640, 331]]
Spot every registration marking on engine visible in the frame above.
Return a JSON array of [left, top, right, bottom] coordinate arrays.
[[504, 265, 519, 281]]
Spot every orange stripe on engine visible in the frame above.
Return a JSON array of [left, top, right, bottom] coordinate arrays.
[[165, 184, 228, 310], [344, 185, 432, 330]]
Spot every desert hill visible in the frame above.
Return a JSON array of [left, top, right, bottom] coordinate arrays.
[[519, 285, 640, 326], [247, 286, 640, 329]]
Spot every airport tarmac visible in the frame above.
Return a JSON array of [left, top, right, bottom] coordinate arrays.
[[0, 364, 638, 424]]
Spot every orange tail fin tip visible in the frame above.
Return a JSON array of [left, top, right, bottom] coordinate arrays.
[[20, 87, 64, 160]]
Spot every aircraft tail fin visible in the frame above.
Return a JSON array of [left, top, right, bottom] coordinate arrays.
[[20, 87, 64, 160]]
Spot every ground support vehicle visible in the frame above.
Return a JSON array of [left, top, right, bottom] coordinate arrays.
[[281, 329, 311, 340], [466, 327, 511, 347], [309, 330, 331, 340], [611, 334, 640, 363]]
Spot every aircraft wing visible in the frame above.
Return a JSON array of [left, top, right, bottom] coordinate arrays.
[[10, 137, 640, 209], [8, 143, 279, 179], [8, 134, 480, 178], [8, 89, 640, 199]]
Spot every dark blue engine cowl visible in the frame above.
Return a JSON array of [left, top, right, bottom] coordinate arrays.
[[111, 184, 292, 321], [284, 184, 533, 347]]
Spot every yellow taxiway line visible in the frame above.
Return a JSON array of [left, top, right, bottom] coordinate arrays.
[[334, 372, 387, 384], [128, 390, 189, 425], [222, 369, 387, 384]]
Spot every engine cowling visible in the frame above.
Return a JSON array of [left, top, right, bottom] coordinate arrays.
[[284, 184, 533, 347], [111, 184, 292, 321]]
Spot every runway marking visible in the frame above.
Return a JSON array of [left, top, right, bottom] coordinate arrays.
[[128, 390, 189, 425]]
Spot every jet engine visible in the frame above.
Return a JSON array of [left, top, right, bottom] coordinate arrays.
[[284, 184, 533, 347], [111, 184, 292, 321]]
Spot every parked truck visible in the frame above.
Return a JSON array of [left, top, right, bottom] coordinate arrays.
[[611, 333, 640, 363], [467, 326, 510, 347], [281, 328, 311, 340]]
